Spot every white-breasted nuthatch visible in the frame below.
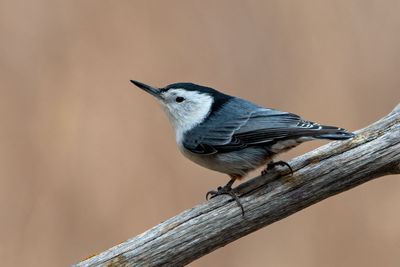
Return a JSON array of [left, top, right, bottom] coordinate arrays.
[[131, 80, 354, 214]]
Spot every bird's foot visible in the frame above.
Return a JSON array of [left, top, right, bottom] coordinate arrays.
[[261, 160, 293, 176], [206, 185, 245, 216]]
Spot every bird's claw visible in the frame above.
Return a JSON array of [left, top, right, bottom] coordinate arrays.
[[261, 160, 293, 176], [205, 190, 217, 200], [206, 185, 245, 216]]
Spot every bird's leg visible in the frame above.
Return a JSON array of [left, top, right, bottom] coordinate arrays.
[[206, 177, 245, 216], [261, 160, 293, 176]]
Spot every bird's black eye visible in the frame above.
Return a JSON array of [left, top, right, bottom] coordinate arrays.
[[175, 96, 185, 103]]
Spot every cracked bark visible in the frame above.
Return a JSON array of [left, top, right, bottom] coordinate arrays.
[[73, 104, 400, 267]]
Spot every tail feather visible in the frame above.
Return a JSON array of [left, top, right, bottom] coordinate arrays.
[[314, 125, 355, 140]]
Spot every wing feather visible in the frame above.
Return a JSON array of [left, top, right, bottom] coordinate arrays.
[[182, 98, 334, 154]]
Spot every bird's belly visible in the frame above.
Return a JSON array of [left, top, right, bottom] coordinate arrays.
[[269, 137, 312, 153], [180, 146, 272, 178]]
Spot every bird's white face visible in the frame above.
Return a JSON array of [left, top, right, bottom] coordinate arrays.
[[158, 89, 214, 143]]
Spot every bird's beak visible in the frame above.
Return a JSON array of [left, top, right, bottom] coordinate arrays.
[[130, 80, 162, 99]]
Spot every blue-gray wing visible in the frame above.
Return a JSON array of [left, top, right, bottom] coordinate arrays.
[[182, 98, 325, 154]]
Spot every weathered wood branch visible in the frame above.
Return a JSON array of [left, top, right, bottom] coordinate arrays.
[[74, 104, 400, 267]]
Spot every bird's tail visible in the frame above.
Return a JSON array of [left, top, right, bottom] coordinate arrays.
[[314, 125, 355, 140]]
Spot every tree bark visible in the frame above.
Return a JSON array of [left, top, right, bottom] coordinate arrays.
[[73, 104, 400, 267]]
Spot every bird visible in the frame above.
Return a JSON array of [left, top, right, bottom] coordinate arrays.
[[131, 80, 355, 214]]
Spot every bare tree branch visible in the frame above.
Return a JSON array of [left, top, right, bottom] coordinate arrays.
[[73, 104, 400, 267]]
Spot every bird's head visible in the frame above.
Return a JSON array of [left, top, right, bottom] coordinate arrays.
[[131, 80, 231, 141]]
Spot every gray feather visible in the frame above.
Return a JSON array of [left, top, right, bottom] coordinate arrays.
[[182, 97, 354, 154]]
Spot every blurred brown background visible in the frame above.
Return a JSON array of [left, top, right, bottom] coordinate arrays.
[[1, 0, 400, 266]]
